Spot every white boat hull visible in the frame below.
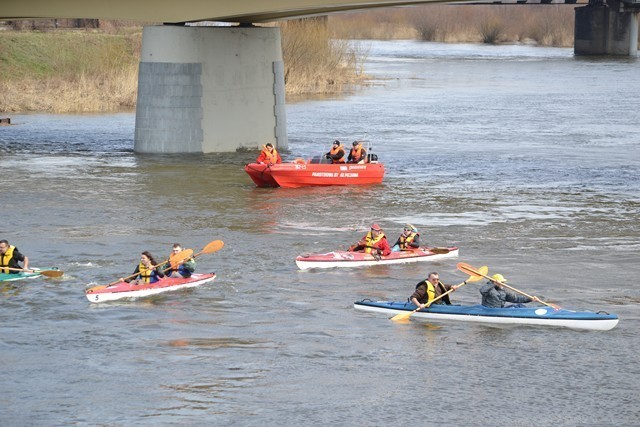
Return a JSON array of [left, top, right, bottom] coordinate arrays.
[[85, 274, 216, 303], [354, 301, 619, 331], [296, 248, 458, 270]]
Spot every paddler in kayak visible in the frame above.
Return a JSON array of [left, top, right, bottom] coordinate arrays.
[[480, 274, 540, 308], [347, 141, 367, 164], [348, 223, 392, 260], [410, 271, 460, 309], [256, 142, 282, 165], [162, 243, 196, 278], [121, 251, 165, 285], [391, 224, 421, 252], [325, 140, 346, 164], [0, 239, 30, 274]]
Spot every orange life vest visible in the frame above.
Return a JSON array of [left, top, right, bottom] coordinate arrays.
[[261, 146, 279, 165], [350, 145, 364, 162], [329, 146, 345, 163]]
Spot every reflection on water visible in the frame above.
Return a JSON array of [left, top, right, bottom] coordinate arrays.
[[1, 41, 639, 425]]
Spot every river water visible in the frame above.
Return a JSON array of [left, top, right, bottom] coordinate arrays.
[[1, 41, 639, 426]]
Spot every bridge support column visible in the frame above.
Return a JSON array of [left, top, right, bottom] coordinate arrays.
[[134, 25, 287, 153], [575, 0, 639, 56]]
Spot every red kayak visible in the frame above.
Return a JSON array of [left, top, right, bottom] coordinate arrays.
[[296, 247, 459, 270], [244, 158, 385, 188], [85, 273, 216, 302]]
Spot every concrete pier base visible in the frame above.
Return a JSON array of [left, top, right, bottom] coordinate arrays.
[[575, 1, 639, 56], [134, 25, 287, 153]]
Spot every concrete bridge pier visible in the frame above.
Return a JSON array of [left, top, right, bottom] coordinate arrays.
[[134, 25, 287, 153], [575, 0, 639, 55]]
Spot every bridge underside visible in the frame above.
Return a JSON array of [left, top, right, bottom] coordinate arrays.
[[1, 0, 446, 24]]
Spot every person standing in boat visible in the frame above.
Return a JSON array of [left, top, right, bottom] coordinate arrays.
[[479, 274, 540, 308], [121, 251, 165, 285], [0, 239, 30, 274], [347, 141, 367, 164], [410, 272, 460, 309], [256, 143, 282, 165], [325, 140, 346, 164], [392, 224, 421, 252], [162, 243, 196, 278], [348, 224, 391, 259]]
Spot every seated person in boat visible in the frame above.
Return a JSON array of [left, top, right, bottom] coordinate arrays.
[[479, 274, 539, 308], [256, 143, 282, 165], [325, 140, 346, 164], [162, 243, 196, 278], [0, 239, 30, 274], [392, 224, 421, 252], [348, 223, 392, 259], [122, 251, 165, 285], [410, 272, 460, 309], [347, 141, 367, 164]]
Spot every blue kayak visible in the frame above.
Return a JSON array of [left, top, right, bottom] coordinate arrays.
[[354, 300, 619, 331]]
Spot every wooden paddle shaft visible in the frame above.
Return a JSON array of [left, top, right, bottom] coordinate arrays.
[[458, 263, 557, 309], [0, 266, 63, 277], [1, 266, 32, 273]]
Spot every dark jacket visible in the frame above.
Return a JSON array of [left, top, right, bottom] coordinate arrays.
[[161, 258, 196, 278], [325, 147, 345, 163], [479, 282, 532, 308], [393, 233, 420, 250], [410, 280, 453, 305], [348, 147, 367, 163]]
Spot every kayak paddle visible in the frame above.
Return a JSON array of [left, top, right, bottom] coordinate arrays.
[[428, 247, 450, 254], [390, 265, 488, 322], [86, 240, 224, 292], [86, 249, 194, 293], [194, 239, 225, 257], [1, 266, 64, 278], [456, 262, 560, 310], [161, 239, 225, 273]]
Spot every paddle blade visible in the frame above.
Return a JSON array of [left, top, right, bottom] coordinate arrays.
[[86, 285, 107, 293], [39, 269, 64, 278], [429, 247, 450, 254], [390, 311, 414, 322], [171, 249, 194, 264], [200, 240, 224, 255], [466, 266, 488, 282], [457, 262, 480, 277]]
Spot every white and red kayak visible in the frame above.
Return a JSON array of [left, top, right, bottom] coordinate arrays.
[[85, 273, 216, 303], [295, 247, 458, 270]]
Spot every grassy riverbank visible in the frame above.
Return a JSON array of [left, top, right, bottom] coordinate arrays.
[[0, 6, 578, 113], [0, 21, 366, 112], [0, 31, 140, 112]]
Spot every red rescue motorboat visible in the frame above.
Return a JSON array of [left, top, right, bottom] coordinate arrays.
[[244, 156, 385, 188]]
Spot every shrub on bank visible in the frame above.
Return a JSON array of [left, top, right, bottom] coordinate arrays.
[[0, 19, 368, 112], [330, 5, 576, 46], [280, 18, 368, 96]]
